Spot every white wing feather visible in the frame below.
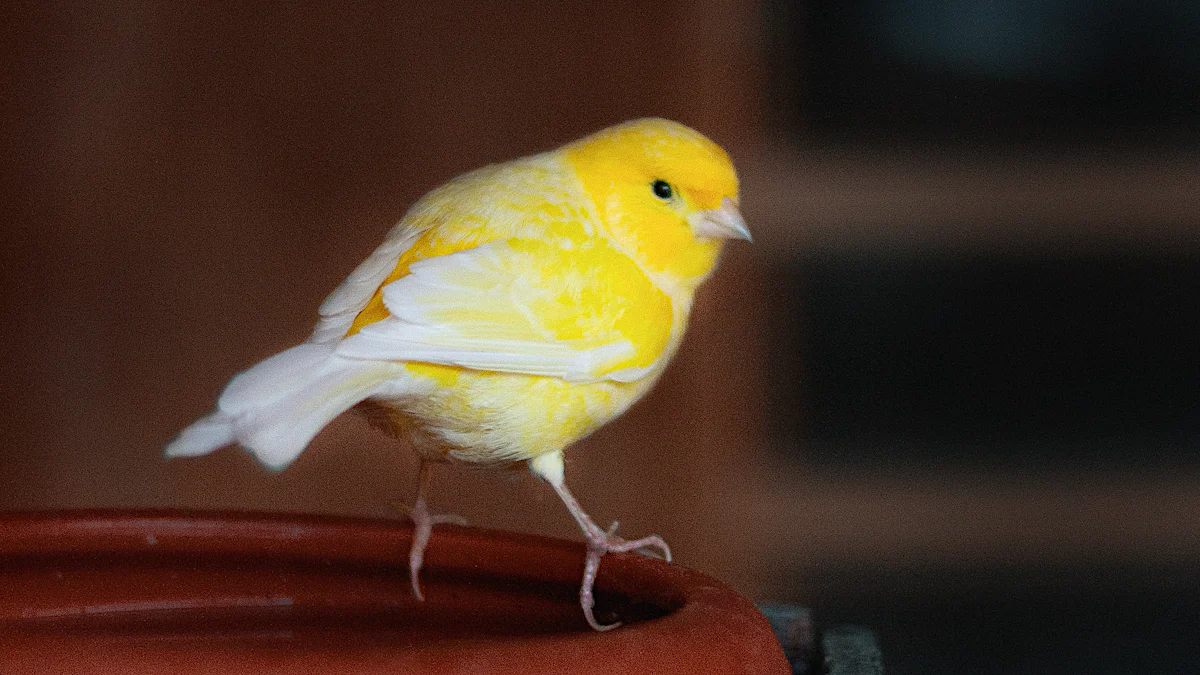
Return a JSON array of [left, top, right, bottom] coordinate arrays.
[[309, 225, 422, 345], [335, 242, 643, 382]]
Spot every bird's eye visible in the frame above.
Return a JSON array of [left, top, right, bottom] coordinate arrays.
[[651, 180, 673, 200]]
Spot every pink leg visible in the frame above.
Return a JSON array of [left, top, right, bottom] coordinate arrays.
[[546, 472, 671, 631], [404, 460, 466, 601]]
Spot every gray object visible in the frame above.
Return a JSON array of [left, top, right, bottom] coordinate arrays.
[[822, 625, 884, 675], [758, 602, 814, 673], [758, 603, 883, 675]]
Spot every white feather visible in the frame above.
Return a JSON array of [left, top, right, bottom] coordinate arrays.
[[164, 412, 235, 458], [333, 242, 642, 382], [232, 359, 401, 470], [218, 343, 335, 414], [310, 225, 422, 345], [166, 345, 411, 471], [339, 320, 631, 380]]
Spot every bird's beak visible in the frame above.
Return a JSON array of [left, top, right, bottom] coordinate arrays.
[[688, 197, 752, 242]]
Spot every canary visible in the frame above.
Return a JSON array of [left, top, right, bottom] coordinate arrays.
[[166, 118, 750, 630]]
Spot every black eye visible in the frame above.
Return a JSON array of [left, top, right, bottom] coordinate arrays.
[[651, 180, 673, 200]]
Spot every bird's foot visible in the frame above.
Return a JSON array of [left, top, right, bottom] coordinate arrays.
[[400, 496, 467, 601], [579, 520, 672, 631]]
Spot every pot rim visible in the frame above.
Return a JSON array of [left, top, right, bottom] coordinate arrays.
[[0, 509, 789, 673]]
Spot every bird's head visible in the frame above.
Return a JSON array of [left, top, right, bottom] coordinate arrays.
[[564, 118, 749, 287]]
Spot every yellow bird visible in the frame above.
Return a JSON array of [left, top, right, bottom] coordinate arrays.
[[166, 118, 750, 630]]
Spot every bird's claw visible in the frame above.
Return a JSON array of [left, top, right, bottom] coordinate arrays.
[[578, 525, 673, 631], [594, 521, 672, 561], [394, 502, 468, 527], [403, 497, 466, 601]]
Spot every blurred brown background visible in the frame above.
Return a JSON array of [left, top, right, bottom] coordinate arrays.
[[4, 2, 1200, 670]]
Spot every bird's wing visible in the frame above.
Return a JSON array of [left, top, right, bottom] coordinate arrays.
[[308, 156, 589, 345], [335, 238, 674, 383], [309, 223, 424, 345]]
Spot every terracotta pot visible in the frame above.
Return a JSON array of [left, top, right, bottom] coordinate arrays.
[[0, 510, 788, 673]]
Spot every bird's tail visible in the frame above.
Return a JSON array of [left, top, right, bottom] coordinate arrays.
[[165, 343, 404, 471]]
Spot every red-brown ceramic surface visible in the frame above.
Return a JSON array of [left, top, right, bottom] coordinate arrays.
[[0, 510, 788, 673]]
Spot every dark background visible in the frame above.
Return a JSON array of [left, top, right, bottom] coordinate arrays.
[[765, 1, 1200, 671], [3, 1, 1198, 672]]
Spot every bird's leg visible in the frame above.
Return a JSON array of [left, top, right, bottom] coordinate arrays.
[[530, 451, 672, 631], [402, 459, 466, 601]]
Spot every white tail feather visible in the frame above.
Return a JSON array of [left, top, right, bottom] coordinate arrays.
[[166, 344, 406, 471], [218, 343, 335, 414], [164, 413, 236, 458]]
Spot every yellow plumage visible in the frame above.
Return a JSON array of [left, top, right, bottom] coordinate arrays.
[[166, 117, 749, 630]]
